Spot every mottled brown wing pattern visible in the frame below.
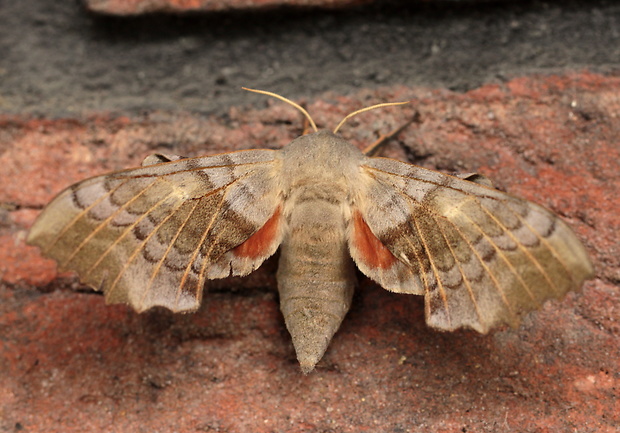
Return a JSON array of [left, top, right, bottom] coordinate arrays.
[[350, 157, 594, 332], [27, 150, 283, 313]]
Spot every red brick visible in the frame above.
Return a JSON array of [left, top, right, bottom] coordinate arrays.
[[1, 73, 618, 432], [84, 0, 374, 15]]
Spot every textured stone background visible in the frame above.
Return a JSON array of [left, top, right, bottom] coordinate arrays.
[[1, 1, 619, 432]]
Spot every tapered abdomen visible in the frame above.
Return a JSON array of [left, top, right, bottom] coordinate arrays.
[[277, 193, 356, 373]]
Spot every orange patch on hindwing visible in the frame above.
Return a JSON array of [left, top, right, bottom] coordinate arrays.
[[352, 211, 397, 269], [233, 207, 281, 259]]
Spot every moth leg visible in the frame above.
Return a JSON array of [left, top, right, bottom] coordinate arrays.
[[141, 154, 187, 166], [455, 172, 495, 188], [362, 116, 416, 156], [301, 107, 314, 135]]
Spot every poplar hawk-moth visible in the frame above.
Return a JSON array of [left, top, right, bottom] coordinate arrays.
[[28, 89, 593, 373]]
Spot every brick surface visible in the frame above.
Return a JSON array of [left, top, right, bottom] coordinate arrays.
[[83, 0, 374, 15], [1, 73, 619, 432]]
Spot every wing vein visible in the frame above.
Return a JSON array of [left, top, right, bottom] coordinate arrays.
[[47, 178, 130, 258], [84, 188, 174, 276], [408, 209, 451, 325], [476, 199, 561, 297], [178, 192, 227, 305], [377, 171, 542, 307], [141, 199, 202, 307], [428, 213, 487, 324], [108, 150, 276, 180], [105, 198, 189, 301], [512, 209, 576, 289], [63, 178, 160, 268]]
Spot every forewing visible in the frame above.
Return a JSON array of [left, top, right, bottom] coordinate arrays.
[[350, 156, 594, 332], [28, 150, 283, 313]]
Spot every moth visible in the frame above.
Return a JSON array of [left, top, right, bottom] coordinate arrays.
[[28, 89, 594, 373]]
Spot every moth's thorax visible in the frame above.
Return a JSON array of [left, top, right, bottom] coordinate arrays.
[[278, 130, 364, 190]]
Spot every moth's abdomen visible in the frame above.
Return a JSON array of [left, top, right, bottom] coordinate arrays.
[[277, 191, 356, 373]]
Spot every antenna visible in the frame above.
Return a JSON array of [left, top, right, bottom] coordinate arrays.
[[333, 101, 410, 134], [242, 88, 409, 136], [242, 87, 318, 133]]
